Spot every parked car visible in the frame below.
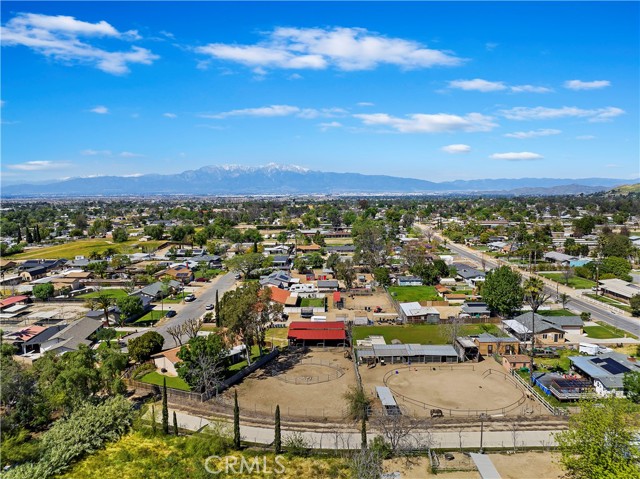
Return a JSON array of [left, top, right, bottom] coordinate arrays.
[[165, 310, 177, 318], [205, 304, 214, 310], [195, 277, 208, 283], [234, 273, 241, 280], [184, 294, 196, 302]]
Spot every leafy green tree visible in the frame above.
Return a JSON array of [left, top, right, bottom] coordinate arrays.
[[112, 227, 129, 243], [480, 266, 523, 317], [276, 231, 289, 244], [599, 233, 633, 258], [225, 253, 266, 279], [93, 292, 115, 325], [344, 385, 370, 421], [555, 398, 639, 479], [233, 390, 241, 449], [353, 219, 388, 272], [374, 267, 391, 287], [623, 371, 640, 403], [307, 252, 324, 269], [143, 224, 165, 240], [176, 334, 227, 394], [127, 331, 164, 363], [116, 296, 144, 325], [336, 259, 356, 289], [411, 262, 439, 286], [326, 253, 340, 272], [33, 283, 55, 301], [274, 404, 281, 454], [97, 347, 128, 395]]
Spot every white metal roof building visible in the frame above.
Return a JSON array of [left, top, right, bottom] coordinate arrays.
[[356, 343, 458, 364]]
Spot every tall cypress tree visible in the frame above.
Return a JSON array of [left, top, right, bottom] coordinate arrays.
[[151, 405, 157, 434], [215, 290, 221, 327], [173, 411, 179, 436], [162, 377, 169, 434], [16, 228, 22, 243], [361, 417, 367, 449], [25, 228, 33, 244], [233, 389, 241, 449], [34, 224, 41, 243], [274, 404, 281, 454]]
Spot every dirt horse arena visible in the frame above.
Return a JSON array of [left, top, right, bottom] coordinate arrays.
[[228, 348, 356, 420], [361, 360, 546, 418]]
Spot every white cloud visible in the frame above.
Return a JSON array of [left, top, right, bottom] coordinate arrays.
[[318, 121, 342, 131], [448, 79, 551, 93], [605, 163, 621, 168], [353, 112, 497, 133], [1, 12, 159, 74], [490, 152, 543, 161], [119, 151, 144, 158], [357, 102, 374, 107], [504, 129, 561, 139], [200, 104, 346, 120], [441, 144, 471, 154], [449, 79, 506, 92], [7, 160, 71, 171], [195, 26, 463, 72], [576, 135, 596, 140], [485, 42, 498, 51], [510, 85, 553, 93], [90, 105, 109, 114], [163, 112, 177, 118], [564, 80, 611, 90], [287, 73, 303, 80], [499, 106, 624, 122], [81, 149, 111, 156]]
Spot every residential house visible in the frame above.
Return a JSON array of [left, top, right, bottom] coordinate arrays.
[[163, 265, 194, 284], [131, 280, 182, 302], [509, 312, 583, 335], [295, 244, 322, 253], [271, 255, 292, 271], [357, 344, 458, 365], [502, 313, 568, 346], [399, 302, 440, 324], [473, 333, 519, 357], [0, 295, 30, 311], [42, 317, 103, 355], [4, 324, 66, 355], [460, 302, 491, 318], [597, 278, 640, 304], [18, 259, 67, 272], [452, 263, 486, 287], [325, 245, 356, 255], [259, 271, 293, 289], [396, 276, 423, 287], [543, 252, 577, 266], [502, 354, 531, 372], [317, 279, 340, 292], [569, 352, 640, 398], [196, 255, 223, 269]]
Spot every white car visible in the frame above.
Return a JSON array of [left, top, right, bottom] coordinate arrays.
[[184, 294, 196, 302]]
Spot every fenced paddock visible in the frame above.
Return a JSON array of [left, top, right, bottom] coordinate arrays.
[[361, 360, 547, 418], [274, 358, 345, 384]]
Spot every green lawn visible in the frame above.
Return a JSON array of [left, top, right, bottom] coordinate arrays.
[[139, 371, 190, 391], [159, 296, 183, 304], [300, 297, 325, 308], [14, 238, 165, 259], [585, 294, 633, 313], [539, 309, 578, 317], [595, 320, 637, 339], [227, 345, 261, 374], [194, 268, 223, 279], [532, 348, 575, 373], [539, 273, 596, 289], [78, 288, 129, 300], [351, 323, 506, 345], [387, 286, 441, 302], [583, 325, 621, 339], [134, 309, 165, 325]]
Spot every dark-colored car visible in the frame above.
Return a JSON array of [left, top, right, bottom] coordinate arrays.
[[195, 277, 208, 282], [165, 310, 177, 318]]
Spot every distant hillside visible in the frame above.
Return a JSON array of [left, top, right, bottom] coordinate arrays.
[[609, 183, 640, 195], [0, 163, 634, 197]]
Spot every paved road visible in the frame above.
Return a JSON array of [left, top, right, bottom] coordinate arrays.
[[162, 407, 559, 450], [129, 272, 237, 348], [421, 226, 640, 337]]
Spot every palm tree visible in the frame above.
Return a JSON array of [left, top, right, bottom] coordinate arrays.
[[523, 277, 551, 384], [94, 292, 115, 326]]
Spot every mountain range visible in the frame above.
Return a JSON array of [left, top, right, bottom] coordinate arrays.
[[1, 163, 634, 197]]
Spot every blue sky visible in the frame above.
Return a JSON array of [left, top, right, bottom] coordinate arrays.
[[2, 1, 638, 184]]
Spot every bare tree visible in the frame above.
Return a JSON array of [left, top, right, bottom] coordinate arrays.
[[523, 277, 551, 384], [372, 413, 432, 455], [188, 351, 226, 397], [510, 422, 520, 452], [444, 316, 464, 345], [167, 324, 184, 347], [182, 317, 203, 341], [561, 266, 574, 286], [350, 447, 384, 479]]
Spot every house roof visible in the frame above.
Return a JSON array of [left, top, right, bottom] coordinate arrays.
[[461, 302, 490, 314], [0, 295, 29, 309], [510, 312, 580, 333], [317, 280, 339, 288], [544, 251, 577, 263], [4, 325, 45, 342], [399, 302, 439, 317], [152, 346, 181, 365], [268, 286, 290, 305], [474, 333, 519, 343], [287, 329, 346, 341], [289, 321, 345, 330], [503, 354, 531, 363], [46, 317, 102, 353], [570, 352, 640, 389], [376, 386, 397, 407], [598, 278, 640, 300], [24, 325, 66, 346], [132, 280, 181, 298], [397, 276, 422, 282]]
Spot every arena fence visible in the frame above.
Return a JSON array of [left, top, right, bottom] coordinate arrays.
[[275, 358, 345, 384]]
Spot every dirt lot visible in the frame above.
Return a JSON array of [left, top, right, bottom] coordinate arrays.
[[361, 360, 545, 417], [383, 452, 563, 479], [228, 349, 357, 420], [489, 451, 564, 479]]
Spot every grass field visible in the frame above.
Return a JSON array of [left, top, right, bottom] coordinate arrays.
[[595, 320, 637, 339], [583, 325, 621, 339], [78, 289, 128, 300], [539, 273, 596, 289], [352, 323, 506, 345], [387, 286, 440, 302], [14, 239, 165, 260], [134, 309, 164, 325], [300, 297, 325, 307], [227, 345, 261, 374], [140, 371, 190, 391], [539, 309, 578, 317]]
